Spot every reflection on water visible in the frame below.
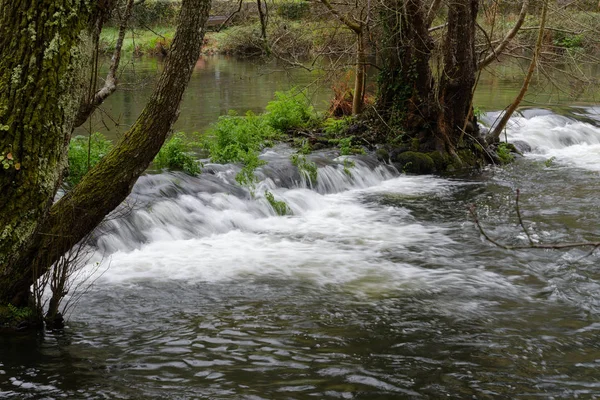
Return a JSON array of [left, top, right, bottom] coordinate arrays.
[[80, 55, 600, 141], [79, 55, 331, 140]]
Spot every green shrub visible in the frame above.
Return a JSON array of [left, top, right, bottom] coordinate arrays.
[[553, 32, 584, 50], [203, 111, 278, 186], [203, 90, 316, 187], [130, 0, 180, 27], [153, 132, 201, 175], [497, 142, 514, 164], [264, 89, 315, 132], [323, 116, 354, 137], [217, 24, 266, 56], [67, 133, 113, 186]]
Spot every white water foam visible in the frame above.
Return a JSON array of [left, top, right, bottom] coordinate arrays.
[[81, 162, 521, 299], [499, 110, 600, 171]]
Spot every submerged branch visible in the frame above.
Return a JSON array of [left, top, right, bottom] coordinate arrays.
[[469, 191, 600, 252]]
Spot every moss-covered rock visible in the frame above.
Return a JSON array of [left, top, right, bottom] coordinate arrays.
[[375, 147, 390, 162], [395, 151, 435, 174]]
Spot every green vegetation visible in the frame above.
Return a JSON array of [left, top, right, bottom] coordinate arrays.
[[203, 89, 315, 186], [497, 142, 515, 164], [265, 190, 291, 215], [67, 133, 113, 186], [0, 304, 34, 326], [323, 116, 353, 136], [290, 153, 318, 183], [276, 0, 310, 20], [153, 132, 202, 175], [544, 156, 556, 168], [99, 26, 175, 55], [264, 90, 316, 131]]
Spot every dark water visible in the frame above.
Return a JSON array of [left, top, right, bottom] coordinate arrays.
[[3, 57, 600, 399]]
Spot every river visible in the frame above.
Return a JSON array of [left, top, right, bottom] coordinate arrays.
[[1, 56, 600, 399]]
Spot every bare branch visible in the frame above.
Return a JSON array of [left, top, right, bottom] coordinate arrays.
[[469, 191, 600, 253], [478, 0, 529, 70], [74, 0, 136, 128]]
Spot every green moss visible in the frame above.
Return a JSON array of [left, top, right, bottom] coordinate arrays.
[[375, 148, 389, 162], [410, 137, 420, 151], [396, 151, 435, 174], [428, 151, 449, 171]]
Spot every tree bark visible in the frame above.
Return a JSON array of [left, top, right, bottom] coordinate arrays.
[[0, 0, 211, 305], [352, 30, 366, 115], [376, 0, 438, 137], [0, 0, 114, 305], [437, 0, 479, 150]]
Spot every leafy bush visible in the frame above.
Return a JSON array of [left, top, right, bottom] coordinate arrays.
[[203, 111, 277, 186], [67, 133, 113, 186], [497, 142, 514, 164], [264, 89, 315, 132], [323, 116, 353, 137], [153, 132, 201, 175], [553, 33, 584, 50], [130, 0, 180, 27], [203, 90, 316, 186], [217, 24, 267, 56]]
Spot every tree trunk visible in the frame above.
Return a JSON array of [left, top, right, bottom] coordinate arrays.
[[0, 0, 114, 305], [352, 31, 366, 115], [376, 0, 438, 138], [0, 0, 211, 306], [437, 0, 479, 151]]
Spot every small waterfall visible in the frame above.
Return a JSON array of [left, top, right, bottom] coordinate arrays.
[[93, 148, 398, 255], [484, 108, 600, 171]]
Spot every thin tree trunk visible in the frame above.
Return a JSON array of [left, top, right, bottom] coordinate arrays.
[[0, 0, 211, 305], [74, 0, 137, 128], [487, 0, 547, 141], [257, 0, 268, 46], [352, 31, 366, 115]]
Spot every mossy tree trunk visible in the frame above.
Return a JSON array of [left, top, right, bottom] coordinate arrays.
[[437, 0, 479, 152], [376, 0, 482, 165], [0, 0, 114, 305], [0, 0, 211, 306], [376, 0, 438, 141]]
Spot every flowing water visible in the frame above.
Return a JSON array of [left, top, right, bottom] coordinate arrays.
[[2, 57, 600, 399]]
